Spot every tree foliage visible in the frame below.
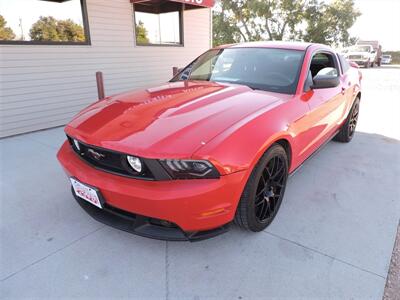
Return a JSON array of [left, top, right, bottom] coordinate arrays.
[[302, 0, 361, 46], [135, 21, 150, 44], [29, 16, 85, 42], [0, 15, 16, 40], [213, 0, 361, 47]]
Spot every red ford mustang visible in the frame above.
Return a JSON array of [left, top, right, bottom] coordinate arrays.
[[57, 42, 362, 241]]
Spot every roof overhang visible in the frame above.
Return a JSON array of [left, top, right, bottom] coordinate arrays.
[[42, 0, 214, 8], [131, 0, 214, 9]]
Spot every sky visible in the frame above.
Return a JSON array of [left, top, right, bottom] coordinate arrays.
[[349, 0, 400, 51]]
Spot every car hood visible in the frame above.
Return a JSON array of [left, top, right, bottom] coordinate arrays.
[[65, 81, 284, 158]]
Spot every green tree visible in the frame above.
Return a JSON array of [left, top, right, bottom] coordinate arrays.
[[213, 8, 241, 46], [213, 0, 304, 44], [213, 0, 361, 47], [29, 16, 85, 42], [135, 21, 149, 44], [57, 19, 85, 42], [0, 15, 16, 40], [302, 0, 360, 46]]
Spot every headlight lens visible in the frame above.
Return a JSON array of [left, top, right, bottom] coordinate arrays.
[[73, 139, 80, 151], [159, 159, 220, 179], [127, 155, 142, 173]]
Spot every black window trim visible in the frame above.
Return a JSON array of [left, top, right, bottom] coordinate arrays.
[[0, 0, 91, 46], [133, 3, 184, 47]]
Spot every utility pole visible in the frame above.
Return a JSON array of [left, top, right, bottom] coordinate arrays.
[[19, 18, 24, 41]]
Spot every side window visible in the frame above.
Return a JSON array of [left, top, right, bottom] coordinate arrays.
[[304, 52, 339, 91], [338, 54, 350, 73], [174, 50, 221, 81], [309, 53, 339, 78]]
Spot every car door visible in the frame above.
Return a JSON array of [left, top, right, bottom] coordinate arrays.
[[337, 53, 358, 124], [298, 51, 347, 160]]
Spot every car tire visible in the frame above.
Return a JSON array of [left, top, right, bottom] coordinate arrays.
[[334, 97, 360, 143], [371, 62, 375, 68], [364, 61, 369, 68], [234, 144, 288, 232]]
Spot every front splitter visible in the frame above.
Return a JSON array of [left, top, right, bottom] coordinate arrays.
[[72, 188, 230, 242]]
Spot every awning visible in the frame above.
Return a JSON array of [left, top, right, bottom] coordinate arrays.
[[131, 0, 214, 9]]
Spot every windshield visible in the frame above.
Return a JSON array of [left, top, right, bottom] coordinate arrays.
[[353, 45, 371, 52], [172, 48, 304, 94]]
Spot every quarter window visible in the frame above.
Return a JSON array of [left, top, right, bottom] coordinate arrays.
[[0, 0, 90, 45], [134, 2, 183, 46]]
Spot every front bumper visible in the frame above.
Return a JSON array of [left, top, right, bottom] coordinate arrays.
[[348, 59, 369, 66], [57, 141, 247, 238]]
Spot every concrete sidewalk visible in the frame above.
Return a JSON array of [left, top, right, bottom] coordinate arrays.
[[1, 68, 399, 299]]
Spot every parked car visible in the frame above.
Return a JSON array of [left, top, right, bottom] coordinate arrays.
[[57, 42, 362, 241], [344, 44, 379, 68], [381, 54, 392, 64]]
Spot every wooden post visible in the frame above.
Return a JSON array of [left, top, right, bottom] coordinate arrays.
[[96, 71, 105, 100]]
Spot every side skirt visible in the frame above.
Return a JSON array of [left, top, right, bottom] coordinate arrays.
[[289, 129, 340, 178]]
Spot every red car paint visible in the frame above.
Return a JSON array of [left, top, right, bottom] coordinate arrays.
[[57, 42, 361, 233]]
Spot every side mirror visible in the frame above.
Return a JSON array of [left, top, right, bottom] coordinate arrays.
[[371, 50, 376, 54], [311, 67, 340, 89]]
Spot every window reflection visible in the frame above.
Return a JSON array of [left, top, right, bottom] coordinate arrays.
[[134, 3, 182, 46], [0, 0, 89, 44]]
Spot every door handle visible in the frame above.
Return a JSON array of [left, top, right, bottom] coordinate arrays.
[[341, 87, 346, 95]]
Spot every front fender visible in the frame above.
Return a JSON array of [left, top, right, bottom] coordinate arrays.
[[192, 103, 294, 176]]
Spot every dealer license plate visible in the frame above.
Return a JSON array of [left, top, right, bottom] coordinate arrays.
[[70, 178, 102, 209]]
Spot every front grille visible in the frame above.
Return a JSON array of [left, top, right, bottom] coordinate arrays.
[[67, 136, 155, 180], [348, 55, 363, 60]]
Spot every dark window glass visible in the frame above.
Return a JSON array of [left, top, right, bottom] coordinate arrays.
[[304, 52, 339, 91], [338, 54, 350, 73], [0, 0, 90, 44], [134, 3, 182, 46], [309, 52, 338, 77], [172, 48, 304, 94]]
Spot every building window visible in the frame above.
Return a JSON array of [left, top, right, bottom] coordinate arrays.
[[133, 2, 183, 46], [0, 0, 90, 45]]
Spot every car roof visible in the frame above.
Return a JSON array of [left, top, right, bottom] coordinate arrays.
[[214, 41, 315, 51]]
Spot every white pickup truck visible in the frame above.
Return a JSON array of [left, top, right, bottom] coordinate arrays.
[[344, 44, 378, 68]]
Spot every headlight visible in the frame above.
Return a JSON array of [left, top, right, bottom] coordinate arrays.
[[127, 155, 142, 173], [159, 159, 220, 179], [73, 139, 80, 151]]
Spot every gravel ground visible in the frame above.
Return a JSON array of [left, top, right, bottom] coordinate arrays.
[[384, 222, 400, 300]]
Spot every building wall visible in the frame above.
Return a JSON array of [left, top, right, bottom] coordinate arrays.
[[0, 0, 211, 138]]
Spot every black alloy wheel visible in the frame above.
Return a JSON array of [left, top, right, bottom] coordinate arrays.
[[254, 156, 286, 223], [235, 144, 288, 232], [334, 97, 360, 143], [348, 101, 359, 138]]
